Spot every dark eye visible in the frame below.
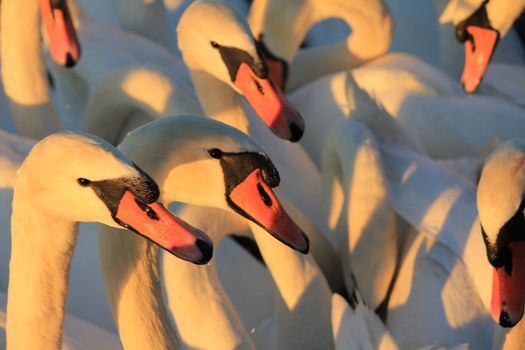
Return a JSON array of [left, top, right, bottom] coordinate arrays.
[[257, 183, 272, 207], [77, 178, 91, 187], [253, 78, 264, 95], [210, 41, 220, 49], [208, 148, 222, 159]]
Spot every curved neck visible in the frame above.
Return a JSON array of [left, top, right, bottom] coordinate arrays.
[[289, 0, 392, 90], [98, 228, 179, 350], [248, 222, 334, 349], [163, 206, 255, 349], [321, 118, 398, 309], [1, 0, 61, 139], [190, 70, 250, 134], [119, 0, 172, 50], [82, 67, 197, 145], [250, 0, 392, 89], [7, 186, 78, 349]]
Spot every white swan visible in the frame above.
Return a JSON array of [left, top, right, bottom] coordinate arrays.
[[6, 131, 212, 349], [97, 116, 329, 350], [439, 0, 525, 92], [477, 138, 525, 327], [476, 138, 525, 350]]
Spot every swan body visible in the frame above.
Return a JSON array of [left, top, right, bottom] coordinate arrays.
[[288, 54, 525, 162], [6, 131, 211, 349], [315, 80, 496, 348]]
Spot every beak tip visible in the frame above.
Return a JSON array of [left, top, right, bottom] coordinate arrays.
[[194, 238, 214, 265], [288, 121, 304, 142], [298, 230, 310, 255]]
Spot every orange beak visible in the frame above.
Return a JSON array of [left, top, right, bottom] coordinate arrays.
[[461, 26, 499, 93], [38, 0, 81, 67], [234, 63, 304, 142], [115, 191, 213, 264], [491, 241, 525, 327], [228, 169, 309, 253]]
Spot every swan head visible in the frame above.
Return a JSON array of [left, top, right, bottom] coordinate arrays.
[[445, 0, 501, 93], [477, 138, 525, 327], [119, 116, 310, 254], [177, 0, 305, 142], [38, 0, 81, 67], [16, 131, 213, 264]]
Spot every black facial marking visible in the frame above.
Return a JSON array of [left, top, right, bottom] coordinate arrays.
[[213, 43, 268, 82], [256, 34, 289, 87], [65, 53, 76, 68], [208, 149, 280, 195], [50, 0, 64, 9], [84, 163, 159, 217], [481, 199, 525, 274], [455, 0, 498, 43]]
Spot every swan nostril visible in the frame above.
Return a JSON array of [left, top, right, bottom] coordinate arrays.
[[499, 310, 515, 328], [195, 239, 213, 265], [65, 53, 76, 68], [289, 122, 304, 142]]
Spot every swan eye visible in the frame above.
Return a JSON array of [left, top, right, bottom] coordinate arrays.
[[257, 183, 272, 207], [210, 41, 220, 49], [77, 178, 91, 187], [208, 148, 223, 159]]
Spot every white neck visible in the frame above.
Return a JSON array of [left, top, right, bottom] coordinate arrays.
[[163, 206, 255, 350], [7, 182, 78, 349], [289, 0, 392, 90], [249, 222, 334, 349], [1, 0, 62, 139], [99, 228, 179, 350], [82, 67, 200, 145], [119, 0, 172, 50], [321, 118, 397, 309], [250, 0, 392, 90], [190, 70, 250, 134]]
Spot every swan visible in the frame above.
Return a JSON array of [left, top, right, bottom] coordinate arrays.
[[477, 138, 525, 327], [439, 0, 525, 92], [5, 131, 213, 349], [95, 116, 332, 350]]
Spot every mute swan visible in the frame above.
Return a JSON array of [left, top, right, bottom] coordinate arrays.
[[6, 131, 213, 349], [96, 116, 330, 350], [440, 0, 525, 93], [477, 138, 525, 328]]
